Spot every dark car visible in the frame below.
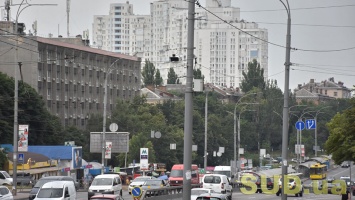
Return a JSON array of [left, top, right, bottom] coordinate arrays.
[[255, 177, 273, 193], [28, 176, 78, 200], [14, 172, 34, 186]]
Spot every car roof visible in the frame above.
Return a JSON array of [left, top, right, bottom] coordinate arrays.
[[198, 192, 228, 197], [95, 174, 120, 178], [40, 176, 74, 180], [41, 181, 74, 188]]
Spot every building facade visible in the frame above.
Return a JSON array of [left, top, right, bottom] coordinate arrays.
[[294, 78, 352, 104], [0, 27, 141, 128], [92, 0, 268, 89]]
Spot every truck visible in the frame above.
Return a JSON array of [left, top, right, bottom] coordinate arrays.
[[213, 166, 234, 181], [168, 164, 199, 186]]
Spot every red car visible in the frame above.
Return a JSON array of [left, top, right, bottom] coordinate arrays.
[[90, 194, 121, 200]]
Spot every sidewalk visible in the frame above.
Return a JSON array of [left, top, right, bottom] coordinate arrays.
[[13, 188, 30, 200]]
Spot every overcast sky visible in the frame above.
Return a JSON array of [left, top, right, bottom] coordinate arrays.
[[4, 0, 355, 91]]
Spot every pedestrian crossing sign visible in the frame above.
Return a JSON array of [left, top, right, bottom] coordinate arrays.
[[18, 153, 24, 163]]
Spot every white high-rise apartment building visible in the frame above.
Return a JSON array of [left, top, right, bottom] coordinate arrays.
[[92, 0, 268, 89]]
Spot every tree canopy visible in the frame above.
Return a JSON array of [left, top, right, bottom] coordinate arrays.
[[240, 59, 266, 92], [167, 67, 179, 84], [325, 99, 355, 164]]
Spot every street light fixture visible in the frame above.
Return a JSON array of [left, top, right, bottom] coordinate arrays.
[[12, 0, 56, 195], [233, 92, 260, 173], [279, 0, 291, 199], [101, 59, 120, 175]]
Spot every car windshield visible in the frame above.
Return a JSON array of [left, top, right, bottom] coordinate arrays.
[[92, 178, 113, 186], [34, 179, 57, 188], [143, 180, 161, 186], [170, 170, 183, 177], [37, 188, 63, 198], [2, 171, 11, 178], [133, 177, 151, 183]]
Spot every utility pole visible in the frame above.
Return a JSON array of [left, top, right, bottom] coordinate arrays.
[[183, 0, 195, 199], [204, 87, 208, 170], [5, 0, 10, 21], [280, 0, 291, 199]]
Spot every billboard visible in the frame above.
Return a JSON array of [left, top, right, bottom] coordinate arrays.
[[105, 142, 112, 159], [18, 125, 29, 152], [140, 148, 149, 171], [72, 147, 82, 169], [90, 132, 129, 153]]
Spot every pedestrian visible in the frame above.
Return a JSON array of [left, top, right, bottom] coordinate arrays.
[[341, 187, 351, 200]]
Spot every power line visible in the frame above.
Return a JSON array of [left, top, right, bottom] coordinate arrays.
[[240, 4, 355, 13], [291, 68, 355, 77]]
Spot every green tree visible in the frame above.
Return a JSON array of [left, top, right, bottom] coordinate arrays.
[[142, 60, 155, 86], [154, 69, 163, 86], [167, 67, 179, 84], [194, 68, 204, 81], [240, 59, 266, 93], [325, 99, 355, 164]]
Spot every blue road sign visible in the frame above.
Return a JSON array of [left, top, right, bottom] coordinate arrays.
[[132, 187, 142, 197], [18, 153, 24, 163], [295, 121, 305, 130], [306, 119, 316, 129]]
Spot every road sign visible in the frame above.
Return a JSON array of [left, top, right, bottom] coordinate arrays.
[[295, 121, 305, 130], [18, 153, 24, 163], [132, 187, 142, 197], [306, 119, 316, 129]]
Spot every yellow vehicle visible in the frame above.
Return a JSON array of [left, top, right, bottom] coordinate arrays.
[[309, 163, 327, 180]]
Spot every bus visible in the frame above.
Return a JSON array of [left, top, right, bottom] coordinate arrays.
[[309, 163, 327, 180]]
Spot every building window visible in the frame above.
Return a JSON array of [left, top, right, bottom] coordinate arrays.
[[334, 92, 337, 96], [325, 90, 327, 95]]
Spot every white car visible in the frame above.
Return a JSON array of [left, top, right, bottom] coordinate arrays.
[[128, 176, 155, 195], [0, 186, 13, 200], [191, 188, 215, 200], [201, 174, 232, 200]]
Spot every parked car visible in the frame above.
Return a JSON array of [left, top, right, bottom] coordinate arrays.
[[0, 185, 13, 200], [191, 188, 215, 200], [196, 192, 230, 200], [29, 176, 78, 200], [128, 176, 155, 195], [90, 194, 121, 200]]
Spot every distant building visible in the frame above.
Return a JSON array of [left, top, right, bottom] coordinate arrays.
[[0, 24, 141, 128], [294, 78, 352, 104], [92, 0, 268, 89]]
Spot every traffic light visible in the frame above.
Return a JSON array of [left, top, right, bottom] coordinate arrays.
[[170, 54, 179, 62], [17, 23, 26, 35]]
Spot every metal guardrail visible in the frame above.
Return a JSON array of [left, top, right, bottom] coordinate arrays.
[[139, 184, 201, 200]]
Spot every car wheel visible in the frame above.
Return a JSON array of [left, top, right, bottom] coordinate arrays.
[[296, 193, 298, 197], [120, 189, 123, 197]]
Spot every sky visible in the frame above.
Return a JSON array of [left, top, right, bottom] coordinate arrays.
[[3, 0, 355, 91]]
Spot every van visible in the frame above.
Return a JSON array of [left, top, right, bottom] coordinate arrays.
[[202, 174, 232, 200], [88, 174, 122, 199], [0, 171, 13, 186], [168, 164, 199, 186], [34, 181, 76, 200], [29, 176, 78, 200]]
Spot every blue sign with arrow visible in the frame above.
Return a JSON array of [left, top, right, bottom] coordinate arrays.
[[295, 121, 305, 130], [306, 119, 316, 129], [132, 187, 142, 197]]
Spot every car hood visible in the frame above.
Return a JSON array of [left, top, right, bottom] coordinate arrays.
[[89, 185, 113, 190]]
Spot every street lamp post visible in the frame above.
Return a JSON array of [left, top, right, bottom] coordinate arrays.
[[233, 92, 259, 172], [101, 59, 120, 175], [203, 85, 212, 170], [12, 1, 56, 195], [280, 0, 291, 199]]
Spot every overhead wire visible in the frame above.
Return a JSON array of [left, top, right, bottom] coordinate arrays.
[[193, 0, 355, 53]]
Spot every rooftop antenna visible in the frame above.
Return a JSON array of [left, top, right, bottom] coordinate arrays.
[[66, 0, 70, 37]]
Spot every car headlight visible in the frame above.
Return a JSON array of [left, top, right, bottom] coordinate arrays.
[[105, 189, 113, 192]]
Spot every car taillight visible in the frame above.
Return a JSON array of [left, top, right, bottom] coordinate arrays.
[[221, 183, 224, 189]]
